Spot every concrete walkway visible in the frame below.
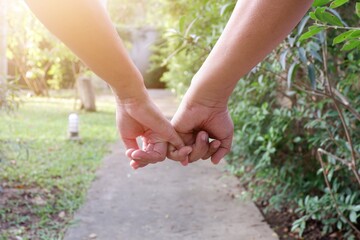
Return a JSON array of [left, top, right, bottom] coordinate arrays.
[[64, 90, 278, 240]]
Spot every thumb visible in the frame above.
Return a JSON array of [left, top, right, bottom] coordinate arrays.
[[166, 128, 185, 150], [122, 137, 139, 159]]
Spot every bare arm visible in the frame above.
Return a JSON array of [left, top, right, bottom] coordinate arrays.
[[25, 0, 144, 100], [171, 0, 313, 164], [186, 0, 314, 107], [26, 0, 190, 168]]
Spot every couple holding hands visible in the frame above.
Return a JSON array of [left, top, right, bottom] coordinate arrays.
[[26, 0, 313, 169]]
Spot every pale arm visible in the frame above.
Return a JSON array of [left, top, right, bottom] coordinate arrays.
[[25, 0, 143, 100], [26, 0, 190, 168]]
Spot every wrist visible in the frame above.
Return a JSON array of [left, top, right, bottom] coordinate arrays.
[[182, 89, 228, 111], [111, 76, 148, 104], [184, 79, 229, 109]]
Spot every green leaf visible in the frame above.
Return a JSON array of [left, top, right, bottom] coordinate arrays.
[[280, 49, 289, 70], [308, 63, 316, 89], [300, 221, 306, 236], [317, 168, 324, 175], [341, 40, 360, 51], [256, 136, 265, 142], [309, 12, 318, 20], [220, 3, 235, 16], [333, 30, 355, 45], [324, 12, 344, 26], [337, 220, 343, 230], [314, 7, 327, 19], [287, 63, 299, 89], [288, 37, 296, 47], [345, 195, 351, 204], [350, 30, 360, 38], [351, 205, 360, 212], [299, 26, 325, 41], [327, 167, 334, 181], [297, 16, 310, 36], [315, 8, 344, 26], [350, 211, 358, 223], [356, 3, 360, 18], [310, 49, 323, 62], [179, 16, 186, 33], [184, 18, 197, 37], [298, 47, 307, 64], [313, 0, 331, 7], [330, 0, 349, 8]]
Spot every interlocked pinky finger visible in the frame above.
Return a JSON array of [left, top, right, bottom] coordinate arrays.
[[202, 140, 221, 160], [188, 131, 210, 163], [130, 160, 148, 170]]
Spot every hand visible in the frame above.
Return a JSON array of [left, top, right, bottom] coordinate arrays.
[[116, 93, 192, 169], [169, 94, 234, 164]]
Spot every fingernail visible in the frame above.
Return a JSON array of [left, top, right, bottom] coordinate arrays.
[[202, 134, 208, 142], [212, 159, 221, 165], [130, 161, 139, 170], [213, 141, 221, 148], [181, 159, 188, 166]]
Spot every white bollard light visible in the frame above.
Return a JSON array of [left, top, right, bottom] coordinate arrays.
[[68, 113, 80, 140]]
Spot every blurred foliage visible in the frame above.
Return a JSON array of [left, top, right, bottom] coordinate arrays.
[[108, 0, 164, 28], [151, 0, 234, 95], [5, 0, 164, 94], [4, 0, 172, 95], [107, 0, 169, 88], [6, 1, 83, 95], [0, 79, 20, 113], [153, 0, 360, 238]]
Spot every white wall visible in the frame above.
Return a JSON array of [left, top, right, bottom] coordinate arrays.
[[129, 28, 158, 76]]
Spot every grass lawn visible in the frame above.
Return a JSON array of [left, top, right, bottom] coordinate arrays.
[[0, 96, 118, 239]]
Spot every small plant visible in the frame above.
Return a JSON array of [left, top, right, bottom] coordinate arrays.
[[0, 79, 20, 113]]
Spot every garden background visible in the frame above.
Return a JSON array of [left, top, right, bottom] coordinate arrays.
[[0, 0, 359, 239]]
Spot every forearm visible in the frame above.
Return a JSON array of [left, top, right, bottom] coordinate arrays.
[[26, 0, 146, 100], [187, 0, 313, 107]]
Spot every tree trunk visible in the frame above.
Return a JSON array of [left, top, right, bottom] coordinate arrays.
[[77, 76, 96, 112], [0, 0, 8, 105]]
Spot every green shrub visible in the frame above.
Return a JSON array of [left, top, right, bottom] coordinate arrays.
[[230, 1, 360, 238], [152, 0, 235, 96], [154, 0, 360, 238]]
